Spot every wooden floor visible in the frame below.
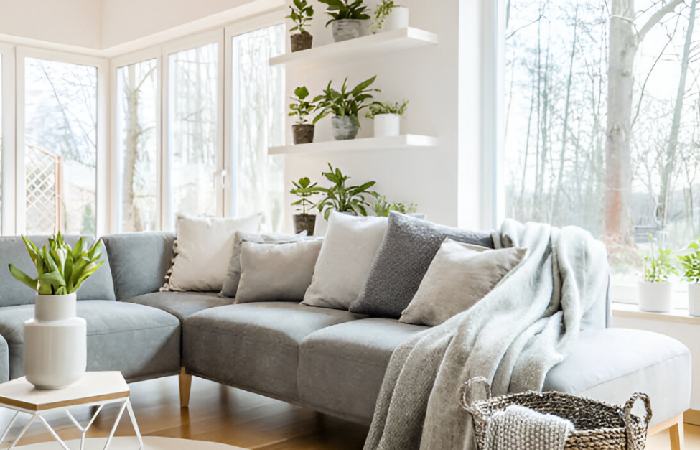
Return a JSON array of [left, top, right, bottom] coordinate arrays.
[[0, 375, 697, 449]]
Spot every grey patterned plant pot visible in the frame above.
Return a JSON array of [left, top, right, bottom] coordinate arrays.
[[332, 116, 360, 140], [293, 214, 316, 236], [290, 32, 313, 52], [331, 19, 364, 42], [292, 124, 315, 144]]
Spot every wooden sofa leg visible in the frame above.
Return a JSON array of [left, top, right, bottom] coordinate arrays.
[[179, 367, 192, 408], [669, 417, 684, 450]]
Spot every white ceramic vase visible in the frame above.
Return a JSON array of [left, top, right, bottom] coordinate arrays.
[[374, 114, 401, 137], [689, 283, 700, 317], [24, 293, 87, 389], [384, 6, 410, 31], [638, 280, 673, 313]]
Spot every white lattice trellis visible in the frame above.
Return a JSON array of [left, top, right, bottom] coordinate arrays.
[[25, 144, 62, 234]]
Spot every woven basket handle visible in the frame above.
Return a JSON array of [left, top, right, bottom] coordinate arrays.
[[459, 377, 492, 415], [623, 392, 652, 429]]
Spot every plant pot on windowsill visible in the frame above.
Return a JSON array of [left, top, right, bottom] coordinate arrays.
[[293, 213, 317, 236], [293, 124, 315, 144], [383, 6, 409, 31], [689, 283, 700, 316], [373, 113, 400, 137], [638, 280, 673, 313], [332, 115, 360, 140], [291, 31, 313, 52], [332, 19, 364, 42]]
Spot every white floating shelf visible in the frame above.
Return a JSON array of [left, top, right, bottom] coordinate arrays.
[[268, 134, 438, 156], [269, 28, 438, 67]]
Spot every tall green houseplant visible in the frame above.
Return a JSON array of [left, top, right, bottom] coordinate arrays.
[[314, 76, 380, 140], [316, 163, 377, 219]]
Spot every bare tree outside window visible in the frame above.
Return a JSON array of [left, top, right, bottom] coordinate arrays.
[[505, 0, 700, 273]]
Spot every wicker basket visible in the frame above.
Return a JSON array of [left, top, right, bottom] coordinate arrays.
[[460, 377, 651, 450]]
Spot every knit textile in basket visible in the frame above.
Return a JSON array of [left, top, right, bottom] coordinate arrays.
[[460, 377, 652, 450]]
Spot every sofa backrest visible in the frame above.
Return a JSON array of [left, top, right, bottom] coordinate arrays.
[[101, 232, 175, 300], [0, 235, 116, 307]]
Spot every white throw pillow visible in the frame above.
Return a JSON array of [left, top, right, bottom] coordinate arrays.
[[302, 212, 388, 310], [236, 240, 323, 303], [162, 214, 261, 292]]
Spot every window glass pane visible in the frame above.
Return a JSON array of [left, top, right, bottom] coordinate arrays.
[[24, 57, 97, 235], [231, 24, 285, 231], [117, 59, 159, 232], [504, 1, 700, 272], [0, 55, 3, 231], [168, 43, 219, 218]]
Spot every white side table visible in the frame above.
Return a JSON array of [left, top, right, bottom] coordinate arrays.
[[0, 372, 143, 449]]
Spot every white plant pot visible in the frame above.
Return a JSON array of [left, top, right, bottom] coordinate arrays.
[[24, 293, 86, 390], [637, 281, 673, 313], [689, 283, 700, 317], [384, 6, 410, 31], [374, 114, 401, 137]]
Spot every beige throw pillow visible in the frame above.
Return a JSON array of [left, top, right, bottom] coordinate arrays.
[[399, 238, 526, 326]]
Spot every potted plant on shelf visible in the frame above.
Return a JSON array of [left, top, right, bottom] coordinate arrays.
[[314, 76, 380, 140], [366, 100, 408, 137], [318, 0, 370, 42], [638, 239, 677, 313], [9, 233, 104, 389], [290, 176, 320, 235], [679, 239, 700, 316], [287, 0, 314, 52], [289, 86, 319, 144], [316, 163, 377, 219], [373, 195, 417, 217], [373, 0, 409, 32]]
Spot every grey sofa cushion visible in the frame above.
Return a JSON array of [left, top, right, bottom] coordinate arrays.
[[102, 232, 175, 300], [0, 301, 180, 381], [125, 291, 232, 322], [0, 236, 115, 307], [298, 318, 427, 423], [543, 328, 691, 426], [0, 334, 8, 383], [350, 213, 494, 318], [183, 302, 363, 402]]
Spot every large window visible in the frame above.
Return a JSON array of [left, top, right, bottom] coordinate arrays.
[[504, 0, 700, 272], [23, 57, 98, 235]]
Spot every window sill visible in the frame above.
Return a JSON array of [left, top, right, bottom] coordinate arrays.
[[612, 302, 700, 325]]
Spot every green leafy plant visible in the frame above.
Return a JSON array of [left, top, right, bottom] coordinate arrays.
[[314, 76, 380, 125], [316, 163, 377, 219], [318, 0, 370, 26], [9, 233, 105, 295], [643, 238, 678, 283], [287, 0, 314, 34], [373, 195, 416, 217], [373, 0, 397, 31], [679, 240, 700, 283], [366, 100, 409, 119], [289, 86, 320, 125], [290, 177, 319, 215]]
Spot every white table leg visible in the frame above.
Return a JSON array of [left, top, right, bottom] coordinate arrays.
[[125, 400, 144, 450], [37, 415, 70, 450], [9, 414, 36, 449], [0, 411, 19, 443], [103, 401, 127, 450]]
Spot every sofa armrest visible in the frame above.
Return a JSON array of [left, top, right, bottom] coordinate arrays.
[[0, 333, 8, 382]]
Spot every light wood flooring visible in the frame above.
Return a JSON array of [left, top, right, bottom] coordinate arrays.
[[0, 375, 696, 449]]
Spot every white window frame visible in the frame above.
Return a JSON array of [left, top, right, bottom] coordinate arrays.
[[0, 43, 16, 235], [15, 47, 109, 235]]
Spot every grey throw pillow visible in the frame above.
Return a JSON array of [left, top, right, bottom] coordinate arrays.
[[400, 239, 526, 326], [349, 213, 494, 318]]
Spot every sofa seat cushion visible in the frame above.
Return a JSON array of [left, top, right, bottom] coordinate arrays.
[[0, 301, 180, 381], [543, 328, 691, 426], [0, 334, 8, 383], [298, 318, 428, 423], [125, 292, 232, 322], [184, 302, 363, 402]]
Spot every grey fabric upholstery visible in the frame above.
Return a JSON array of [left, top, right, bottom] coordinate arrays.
[[298, 318, 427, 424], [102, 232, 175, 300], [544, 328, 691, 426], [125, 291, 232, 322], [0, 334, 8, 383], [184, 302, 363, 402], [0, 301, 180, 381], [0, 236, 115, 307]]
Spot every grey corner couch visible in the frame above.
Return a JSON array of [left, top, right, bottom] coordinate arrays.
[[0, 232, 692, 433]]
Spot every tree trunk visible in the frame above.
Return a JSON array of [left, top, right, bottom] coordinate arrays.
[[123, 65, 142, 232]]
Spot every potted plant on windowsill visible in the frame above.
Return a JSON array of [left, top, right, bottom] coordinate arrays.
[[316, 163, 377, 220], [679, 239, 700, 316], [372, 0, 409, 32], [287, 0, 314, 52], [9, 233, 104, 389], [289, 86, 319, 144], [319, 0, 370, 42], [373, 195, 417, 217], [314, 76, 380, 140], [638, 239, 677, 313], [290, 176, 320, 235], [366, 100, 408, 137]]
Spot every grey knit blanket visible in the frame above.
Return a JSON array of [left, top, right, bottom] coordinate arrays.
[[364, 220, 609, 450], [484, 405, 574, 450]]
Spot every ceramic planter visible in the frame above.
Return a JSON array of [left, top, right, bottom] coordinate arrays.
[[383, 6, 410, 31], [290, 31, 313, 52], [24, 293, 87, 389], [332, 115, 360, 140], [292, 124, 315, 144], [293, 214, 317, 236], [638, 280, 673, 313], [374, 113, 401, 137], [332, 19, 364, 42], [689, 283, 700, 317]]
